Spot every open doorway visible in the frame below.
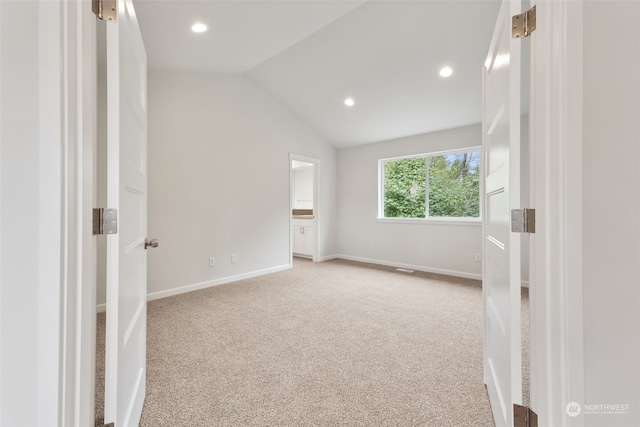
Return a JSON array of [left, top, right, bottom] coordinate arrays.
[[520, 110, 531, 408], [290, 154, 319, 264], [518, 108, 531, 411], [94, 18, 108, 426], [520, 13, 531, 409]]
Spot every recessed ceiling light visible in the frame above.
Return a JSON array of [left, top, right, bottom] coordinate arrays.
[[191, 23, 208, 33], [439, 66, 453, 78], [344, 98, 355, 107]]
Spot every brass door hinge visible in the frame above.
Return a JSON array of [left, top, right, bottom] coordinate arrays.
[[92, 0, 117, 22], [512, 5, 537, 39], [514, 404, 538, 427]]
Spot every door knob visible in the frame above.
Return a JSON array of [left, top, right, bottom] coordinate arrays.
[[145, 238, 159, 249]]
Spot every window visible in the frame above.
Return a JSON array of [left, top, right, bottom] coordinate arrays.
[[379, 148, 481, 220]]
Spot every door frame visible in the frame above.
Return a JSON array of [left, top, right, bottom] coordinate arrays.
[[64, 1, 98, 425], [0, 0, 96, 425], [289, 153, 320, 264], [529, 0, 584, 425], [7, 0, 585, 424], [34, 1, 97, 424]]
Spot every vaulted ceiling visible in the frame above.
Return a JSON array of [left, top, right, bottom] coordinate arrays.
[[135, 0, 502, 148]]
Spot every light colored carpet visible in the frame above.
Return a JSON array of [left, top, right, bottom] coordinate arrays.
[[96, 258, 529, 426]]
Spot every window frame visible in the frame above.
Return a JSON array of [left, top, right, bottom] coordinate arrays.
[[377, 147, 482, 225]]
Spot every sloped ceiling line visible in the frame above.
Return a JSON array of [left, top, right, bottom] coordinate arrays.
[[136, 0, 502, 148]]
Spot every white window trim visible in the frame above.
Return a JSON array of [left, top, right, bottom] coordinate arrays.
[[378, 146, 482, 222], [377, 217, 481, 226]]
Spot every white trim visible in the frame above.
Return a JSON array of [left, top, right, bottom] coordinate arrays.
[[146, 264, 292, 302], [376, 217, 481, 226], [79, 2, 97, 425], [98, 263, 293, 312], [378, 145, 482, 163], [289, 153, 322, 165], [58, 1, 97, 426], [481, 24, 488, 389], [289, 153, 320, 263], [521, 281, 529, 289], [39, 1, 64, 424], [0, 1, 95, 424], [0, 2, 4, 422], [100, 256, 480, 313], [529, 0, 584, 425], [333, 254, 482, 281]]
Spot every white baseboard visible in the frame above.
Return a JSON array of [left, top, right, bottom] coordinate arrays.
[[147, 264, 292, 302], [98, 264, 292, 312], [521, 280, 530, 288], [96, 258, 490, 312], [332, 254, 482, 281], [317, 254, 338, 262]]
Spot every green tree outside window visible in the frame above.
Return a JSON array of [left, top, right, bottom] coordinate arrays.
[[382, 150, 480, 219]]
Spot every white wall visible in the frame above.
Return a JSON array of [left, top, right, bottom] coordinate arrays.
[[336, 124, 483, 279], [119, 70, 337, 302], [0, 5, 58, 424], [583, 2, 640, 425]]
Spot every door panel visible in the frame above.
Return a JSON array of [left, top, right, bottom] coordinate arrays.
[[483, 1, 522, 426], [104, 0, 148, 425]]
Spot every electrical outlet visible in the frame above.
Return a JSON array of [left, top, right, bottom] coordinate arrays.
[[231, 254, 238, 263], [475, 253, 482, 262], [209, 257, 215, 267]]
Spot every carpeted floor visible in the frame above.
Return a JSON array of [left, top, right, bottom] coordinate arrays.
[[96, 258, 530, 426]]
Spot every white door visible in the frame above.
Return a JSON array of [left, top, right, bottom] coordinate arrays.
[[104, 0, 148, 425], [483, 1, 522, 426]]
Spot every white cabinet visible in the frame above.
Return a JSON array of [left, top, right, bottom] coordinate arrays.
[[292, 224, 315, 257]]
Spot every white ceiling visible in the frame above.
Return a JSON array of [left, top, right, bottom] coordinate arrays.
[[135, 0, 502, 148], [135, 0, 366, 73]]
